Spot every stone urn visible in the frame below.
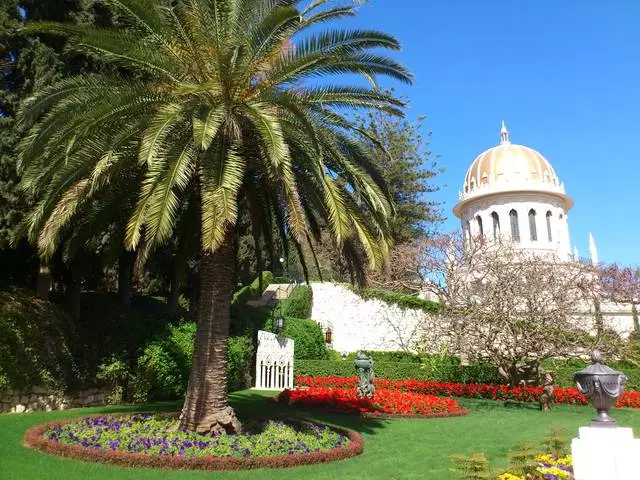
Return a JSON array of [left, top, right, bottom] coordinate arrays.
[[574, 351, 628, 427]]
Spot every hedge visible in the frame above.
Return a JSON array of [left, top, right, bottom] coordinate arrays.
[[295, 359, 501, 384], [541, 359, 640, 390], [353, 288, 442, 312], [281, 285, 313, 319], [344, 351, 422, 364]]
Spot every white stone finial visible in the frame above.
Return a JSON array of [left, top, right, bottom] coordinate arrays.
[[500, 120, 510, 144], [573, 245, 580, 261], [589, 233, 599, 266]]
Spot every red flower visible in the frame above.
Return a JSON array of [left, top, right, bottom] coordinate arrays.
[[293, 376, 640, 409], [278, 387, 465, 416]]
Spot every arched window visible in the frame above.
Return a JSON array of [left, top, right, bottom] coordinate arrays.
[[546, 211, 553, 242], [465, 220, 471, 239], [491, 212, 500, 239], [529, 209, 537, 241], [509, 209, 520, 242], [476, 216, 484, 237]]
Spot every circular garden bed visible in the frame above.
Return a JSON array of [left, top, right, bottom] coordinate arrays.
[[277, 388, 470, 418], [24, 413, 363, 470]]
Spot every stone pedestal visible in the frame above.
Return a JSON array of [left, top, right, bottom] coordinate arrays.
[[572, 426, 640, 480]]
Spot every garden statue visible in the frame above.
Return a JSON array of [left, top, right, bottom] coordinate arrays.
[[354, 352, 375, 398], [539, 372, 554, 412], [574, 350, 627, 427]]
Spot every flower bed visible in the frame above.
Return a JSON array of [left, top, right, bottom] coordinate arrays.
[[23, 413, 364, 470], [295, 375, 640, 408], [497, 453, 573, 479], [278, 387, 468, 417]]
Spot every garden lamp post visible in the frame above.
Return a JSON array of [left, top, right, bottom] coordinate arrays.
[[275, 314, 285, 334]]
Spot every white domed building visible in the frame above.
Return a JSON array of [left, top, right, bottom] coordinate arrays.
[[453, 122, 595, 263], [306, 123, 635, 353]]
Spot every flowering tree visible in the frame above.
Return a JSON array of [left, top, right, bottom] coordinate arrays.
[[415, 232, 622, 386], [600, 264, 640, 332]]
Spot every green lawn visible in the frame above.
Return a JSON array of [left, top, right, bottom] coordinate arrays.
[[1, 391, 639, 480]]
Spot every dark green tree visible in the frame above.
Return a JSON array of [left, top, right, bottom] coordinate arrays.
[[357, 106, 443, 242], [19, 0, 411, 434]]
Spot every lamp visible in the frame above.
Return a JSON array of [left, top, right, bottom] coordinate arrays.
[[276, 314, 285, 333], [324, 328, 332, 344]]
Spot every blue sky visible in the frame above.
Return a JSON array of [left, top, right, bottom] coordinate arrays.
[[340, 0, 639, 265]]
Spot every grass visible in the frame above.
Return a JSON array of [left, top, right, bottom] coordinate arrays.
[[2, 390, 640, 479]]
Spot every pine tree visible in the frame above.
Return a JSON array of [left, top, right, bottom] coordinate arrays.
[[357, 103, 444, 243]]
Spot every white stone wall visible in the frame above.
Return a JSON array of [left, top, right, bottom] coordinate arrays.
[[0, 387, 109, 414], [460, 192, 572, 260], [310, 283, 637, 354], [310, 283, 440, 353]]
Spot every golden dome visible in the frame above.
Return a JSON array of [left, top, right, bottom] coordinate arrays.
[[463, 122, 560, 193]]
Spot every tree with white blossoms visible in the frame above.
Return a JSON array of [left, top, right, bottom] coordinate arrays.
[[414, 232, 623, 387]]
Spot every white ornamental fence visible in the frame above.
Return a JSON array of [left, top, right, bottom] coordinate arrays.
[[254, 330, 294, 390]]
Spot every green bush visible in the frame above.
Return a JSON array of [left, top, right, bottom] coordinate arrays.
[[96, 355, 130, 405], [132, 322, 195, 402], [227, 336, 254, 391], [266, 316, 327, 360], [250, 271, 274, 297], [295, 358, 501, 384], [281, 285, 313, 319], [0, 288, 80, 392], [345, 350, 422, 364], [130, 322, 254, 402], [354, 288, 442, 312]]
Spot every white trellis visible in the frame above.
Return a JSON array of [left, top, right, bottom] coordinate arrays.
[[254, 330, 294, 390]]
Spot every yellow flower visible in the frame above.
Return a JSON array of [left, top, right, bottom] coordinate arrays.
[[497, 474, 525, 480], [537, 465, 570, 479], [557, 455, 573, 467]]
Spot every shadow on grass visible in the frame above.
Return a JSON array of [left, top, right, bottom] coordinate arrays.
[[459, 398, 541, 412], [64, 391, 389, 437], [230, 391, 389, 436]]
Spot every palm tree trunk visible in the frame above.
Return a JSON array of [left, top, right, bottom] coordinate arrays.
[[179, 230, 241, 434]]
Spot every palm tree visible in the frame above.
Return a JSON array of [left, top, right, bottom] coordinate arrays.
[[17, 0, 412, 434]]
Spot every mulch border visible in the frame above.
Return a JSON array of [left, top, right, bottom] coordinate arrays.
[[23, 413, 364, 471]]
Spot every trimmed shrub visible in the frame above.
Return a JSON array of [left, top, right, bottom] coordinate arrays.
[[281, 285, 313, 319], [266, 317, 327, 360], [345, 350, 422, 364], [354, 288, 442, 312], [250, 271, 274, 297], [295, 359, 501, 384]]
